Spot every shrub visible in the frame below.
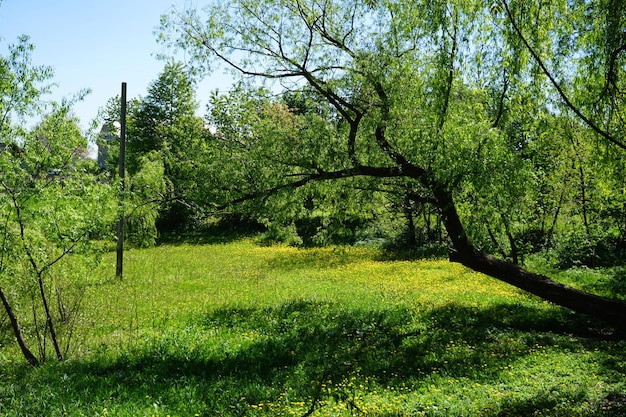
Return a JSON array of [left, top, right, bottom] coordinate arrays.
[[551, 233, 626, 269]]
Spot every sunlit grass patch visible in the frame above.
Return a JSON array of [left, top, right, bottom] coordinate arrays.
[[1, 239, 625, 416]]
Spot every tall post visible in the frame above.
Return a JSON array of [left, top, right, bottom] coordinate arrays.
[[116, 82, 127, 279]]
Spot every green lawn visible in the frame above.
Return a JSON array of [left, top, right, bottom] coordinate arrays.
[[1, 239, 625, 416]]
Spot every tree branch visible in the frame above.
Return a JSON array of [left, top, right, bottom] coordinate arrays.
[[501, 0, 626, 150], [219, 164, 421, 209]]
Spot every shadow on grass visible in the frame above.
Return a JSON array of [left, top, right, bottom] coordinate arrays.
[[6, 301, 626, 416], [264, 247, 371, 272], [157, 221, 266, 246]]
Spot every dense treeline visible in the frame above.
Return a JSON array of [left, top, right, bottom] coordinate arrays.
[[102, 67, 626, 269]]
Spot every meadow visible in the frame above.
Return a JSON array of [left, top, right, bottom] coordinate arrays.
[[1, 238, 625, 416]]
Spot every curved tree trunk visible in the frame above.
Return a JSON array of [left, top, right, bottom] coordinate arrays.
[[450, 248, 626, 327], [0, 287, 39, 366], [433, 185, 626, 329]]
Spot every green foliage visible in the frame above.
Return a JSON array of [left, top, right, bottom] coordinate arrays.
[[159, 0, 626, 276], [550, 233, 626, 270], [0, 35, 117, 364], [0, 35, 53, 129], [124, 151, 168, 247], [204, 86, 424, 247], [126, 62, 209, 232], [0, 108, 117, 361], [94, 63, 211, 242], [128, 62, 199, 164], [161, 1, 525, 236]]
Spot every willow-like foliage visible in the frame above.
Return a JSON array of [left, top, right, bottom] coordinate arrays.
[[160, 0, 626, 326]]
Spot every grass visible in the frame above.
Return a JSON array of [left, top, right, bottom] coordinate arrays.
[[1, 238, 626, 416]]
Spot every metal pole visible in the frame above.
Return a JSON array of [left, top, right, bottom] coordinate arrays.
[[116, 82, 127, 279]]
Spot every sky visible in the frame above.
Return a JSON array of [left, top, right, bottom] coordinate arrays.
[[0, 0, 232, 134]]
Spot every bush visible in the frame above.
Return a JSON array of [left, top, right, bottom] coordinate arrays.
[[514, 228, 550, 255], [551, 233, 626, 269], [259, 214, 371, 247], [296, 215, 369, 246]]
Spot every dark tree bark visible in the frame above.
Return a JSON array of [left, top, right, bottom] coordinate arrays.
[[450, 248, 626, 327], [434, 185, 626, 329], [0, 287, 39, 366]]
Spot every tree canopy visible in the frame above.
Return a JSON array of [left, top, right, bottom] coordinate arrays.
[[127, 62, 210, 233], [159, 0, 626, 327]]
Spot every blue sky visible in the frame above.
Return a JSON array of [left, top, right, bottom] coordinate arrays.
[[0, 0, 232, 132]]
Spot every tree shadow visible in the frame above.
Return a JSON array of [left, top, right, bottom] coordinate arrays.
[[157, 220, 266, 246], [264, 247, 367, 272], [15, 300, 626, 416]]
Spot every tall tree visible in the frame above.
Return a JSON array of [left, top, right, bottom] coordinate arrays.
[[128, 62, 208, 231], [128, 62, 198, 161], [161, 0, 626, 327]]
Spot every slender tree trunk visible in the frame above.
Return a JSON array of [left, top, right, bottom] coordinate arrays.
[[486, 224, 509, 260], [37, 275, 63, 361], [31, 294, 45, 361], [404, 193, 417, 245], [548, 189, 565, 237], [0, 287, 39, 366], [10, 190, 63, 360], [424, 208, 432, 242], [578, 164, 591, 239], [505, 230, 519, 266]]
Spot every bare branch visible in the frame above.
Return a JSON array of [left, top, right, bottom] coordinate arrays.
[[491, 68, 509, 128]]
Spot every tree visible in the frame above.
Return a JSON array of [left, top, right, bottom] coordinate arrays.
[[0, 36, 116, 365], [161, 0, 626, 327], [127, 62, 209, 231], [205, 85, 393, 246], [1, 110, 116, 365]]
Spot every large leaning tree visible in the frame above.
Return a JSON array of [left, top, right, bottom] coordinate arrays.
[[160, 0, 626, 327]]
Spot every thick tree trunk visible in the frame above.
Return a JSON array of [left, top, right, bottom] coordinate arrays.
[[433, 185, 626, 329], [450, 249, 626, 327], [0, 287, 39, 366]]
